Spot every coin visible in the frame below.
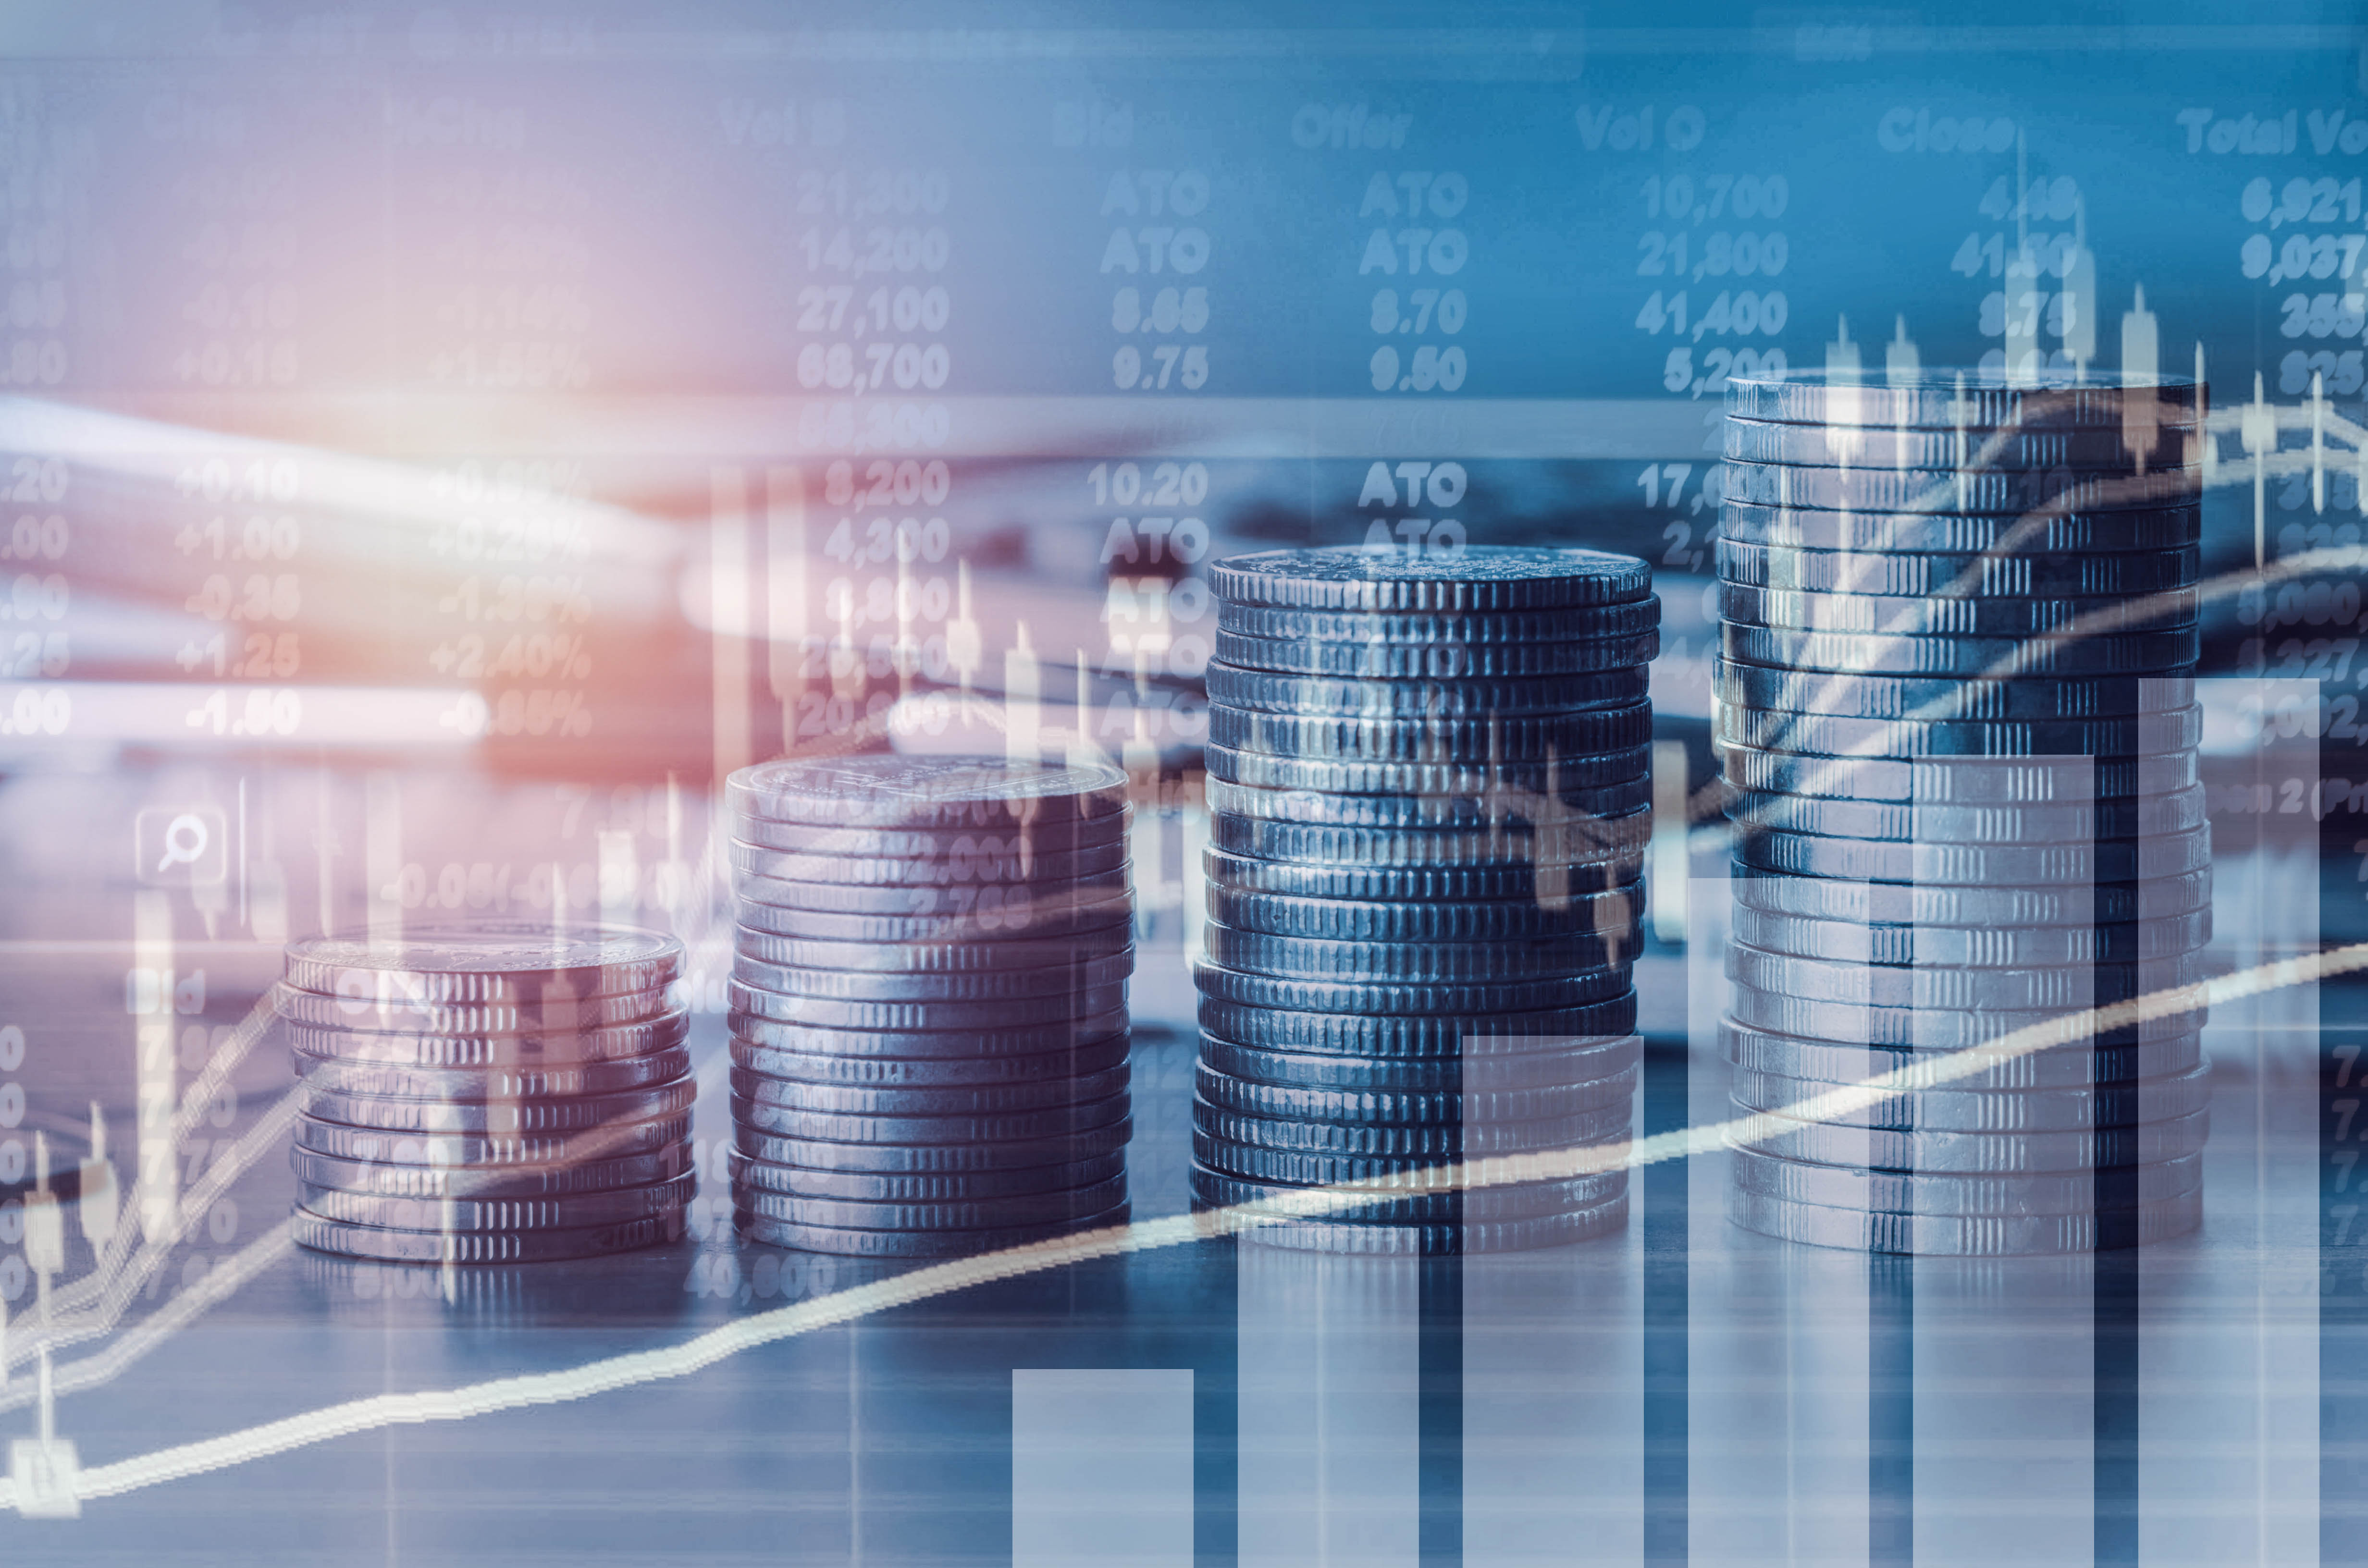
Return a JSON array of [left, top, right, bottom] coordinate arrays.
[[1203, 924, 1630, 983], [1205, 774, 1651, 830], [1717, 1019, 2205, 1089], [297, 1171, 697, 1233], [1731, 865, 2212, 927], [1719, 501, 2203, 557], [293, 1206, 686, 1263], [1215, 627, 1660, 678], [728, 1062, 1130, 1118], [298, 1075, 699, 1137], [283, 926, 684, 1006], [1728, 905, 2212, 965], [1211, 809, 1651, 870], [1731, 824, 2212, 884], [726, 979, 1127, 1030], [730, 1174, 1128, 1232], [1725, 369, 2204, 429], [293, 1110, 694, 1168], [290, 1142, 697, 1200], [1719, 580, 2199, 637], [726, 1148, 1126, 1203], [1194, 964, 1630, 1017], [1204, 741, 1652, 798], [734, 1117, 1134, 1174], [1721, 459, 2198, 515], [1714, 739, 2198, 803], [1713, 662, 2195, 720], [1724, 784, 2209, 844], [728, 836, 1128, 886], [1207, 662, 1649, 716], [730, 1035, 1130, 1087], [1197, 993, 1637, 1057], [1193, 1098, 1633, 1157], [729, 950, 1134, 1002], [1210, 700, 1654, 762], [1725, 1185, 2201, 1254], [732, 868, 1130, 916], [1229, 1196, 1629, 1255], [1721, 416, 2192, 471], [728, 1008, 1130, 1059], [734, 925, 1134, 972], [727, 755, 1129, 830], [1726, 988, 2205, 1052], [294, 1046, 694, 1102], [735, 1203, 1129, 1257], [281, 1008, 693, 1068], [1199, 1034, 1640, 1093], [732, 810, 1131, 858], [1207, 884, 1642, 943], [1218, 598, 1663, 645], [1195, 1060, 1638, 1126], [1728, 1064, 2214, 1131], [733, 897, 1133, 945], [1718, 702, 2204, 760], [1210, 544, 1654, 613], [1733, 1102, 2212, 1173], [1719, 539, 2200, 599], [1204, 846, 1640, 904], [1189, 1164, 1626, 1225], [1729, 943, 2209, 1013], [1190, 1128, 1623, 1188], [1727, 1146, 2204, 1217], [731, 1089, 1131, 1145], [272, 981, 676, 1036]]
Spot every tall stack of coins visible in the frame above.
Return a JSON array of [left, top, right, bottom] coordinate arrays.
[[1715, 370, 2213, 1255], [281, 928, 695, 1264], [1194, 544, 1659, 1254], [724, 756, 1136, 1257]]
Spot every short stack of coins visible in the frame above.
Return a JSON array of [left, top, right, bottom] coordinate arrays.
[[1194, 544, 1660, 1254], [1714, 369, 2213, 1255], [723, 755, 1136, 1257], [280, 927, 696, 1264]]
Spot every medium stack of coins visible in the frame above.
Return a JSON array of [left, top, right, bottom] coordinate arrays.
[[724, 756, 1136, 1257], [280, 927, 695, 1264], [1194, 544, 1659, 1254], [1715, 370, 2213, 1255]]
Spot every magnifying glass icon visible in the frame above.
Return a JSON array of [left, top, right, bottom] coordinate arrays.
[[156, 813, 210, 874]]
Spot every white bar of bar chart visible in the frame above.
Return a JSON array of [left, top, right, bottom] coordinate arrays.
[[1011, 1368, 1194, 1568]]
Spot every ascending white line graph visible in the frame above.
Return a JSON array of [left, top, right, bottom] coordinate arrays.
[[0, 939, 2351, 1515]]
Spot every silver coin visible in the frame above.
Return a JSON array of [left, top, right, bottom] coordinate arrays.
[[1729, 943, 2211, 1013], [1192, 1097, 1632, 1157], [1190, 1128, 1623, 1188], [1207, 884, 1642, 943], [1199, 1034, 1640, 1093], [1726, 988, 2205, 1051], [1205, 740, 1652, 797], [735, 1203, 1130, 1257], [1731, 865, 2212, 927], [1728, 1064, 2214, 1132], [730, 1035, 1129, 1088], [732, 810, 1131, 858], [281, 1008, 692, 1069], [1715, 701, 2204, 758], [1206, 773, 1651, 830], [735, 896, 1132, 945], [1722, 416, 2194, 472], [728, 836, 1127, 887], [1726, 369, 2204, 429], [1730, 1106, 2211, 1173], [734, 1117, 1133, 1174], [1721, 623, 2200, 679], [291, 1143, 695, 1201], [297, 1171, 696, 1233], [1227, 1194, 1628, 1255], [1215, 627, 1659, 678], [294, 1046, 693, 1102], [730, 1174, 1128, 1232], [1713, 661, 2196, 721], [1714, 738, 2197, 803], [1204, 845, 1642, 905], [299, 1075, 698, 1137], [726, 754, 1129, 829], [1721, 459, 2199, 515], [1195, 1059, 1638, 1127], [734, 926, 1132, 973], [730, 950, 1133, 1002], [1724, 1185, 2202, 1255], [732, 1089, 1131, 1146], [293, 1205, 686, 1264], [1728, 1146, 2204, 1218], [1210, 808, 1651, 870], [1719, 538, 2200, 599], [1728, 905, 2211, 966], [1718, 1019, 2205, 1090], [1218, 597, 1662, 645], [1720, 500, 2201, 556], [1720, 579, 2199, 637], [1195, 963, 1630, 1017], [1211, 544, 1654, 613], [1724, 784, 2208, 845], [1197, 993, 1638, 1058], [727, 1146, 1125, 1203], [1207, 662, 1649, 717], [728, 1007, 1130, 1059], [293, 1109, 694, 1168], [284, 925, 684, 1006], [1203, 923, 1631, 983], [272, 981, 675, 1036], [729, 1062, 1130, 1118], [1210, 699, 1654, 762], [1190, 1163, 1626, 1225], [727, 980, 1128, 1032], [1732, 824, 2212, 885], [732, 870, 1131, 918]]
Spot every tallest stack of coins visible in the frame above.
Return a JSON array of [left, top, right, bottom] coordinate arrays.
[[1193, 544, 1659, 1254], [1714, 370, 2213, 1255]]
